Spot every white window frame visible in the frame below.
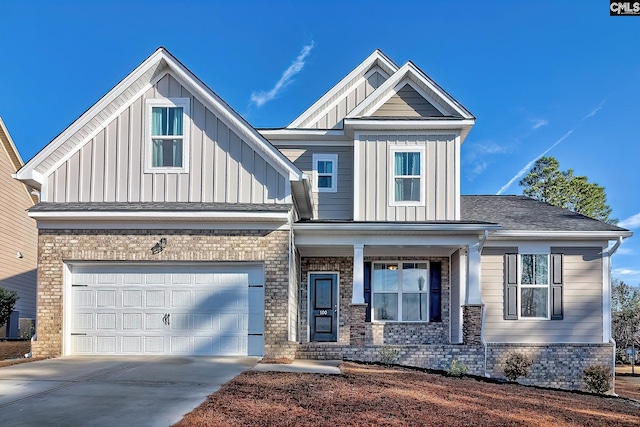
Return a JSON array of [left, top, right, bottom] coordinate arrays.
[[371, 261, 430, 323], [145, 98, 190, 173], [388, 146, 425, 206], [517, 253, 551, 320], [312, 153, 338, 192]]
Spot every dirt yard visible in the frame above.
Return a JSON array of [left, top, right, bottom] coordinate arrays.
[[175, 362, 639, 427]]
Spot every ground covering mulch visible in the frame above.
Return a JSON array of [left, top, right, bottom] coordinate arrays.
[[0, 341, 30, 360], [175, 362, 639, 427]]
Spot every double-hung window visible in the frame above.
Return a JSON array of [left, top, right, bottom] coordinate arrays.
[[505, 252, 563, 320], [146, 98, 190, 172], [390, 148, 424, 204], [520, 254, 549, 318], [372, 262, 429, 322], [312, 154, 338, 192]]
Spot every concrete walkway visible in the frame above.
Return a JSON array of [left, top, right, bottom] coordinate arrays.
[[0, 356, 259, 427], [253, 359, 341, 374]]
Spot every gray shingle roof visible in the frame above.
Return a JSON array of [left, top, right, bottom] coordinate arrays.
[[30, 202, 292, 213], [461, 195, 626, 232]]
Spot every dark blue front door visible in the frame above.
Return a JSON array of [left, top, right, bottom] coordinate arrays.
[[310, 274, 338, 342]]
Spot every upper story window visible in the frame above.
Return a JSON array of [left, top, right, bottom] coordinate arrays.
[[312, 153, 338, 192], [145, 98, 190, 173], [390, 147, 424, 205]]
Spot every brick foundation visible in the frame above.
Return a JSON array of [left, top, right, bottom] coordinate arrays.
[[35, 228, 294, 358]]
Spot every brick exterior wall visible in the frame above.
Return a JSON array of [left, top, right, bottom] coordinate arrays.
[[35, 228, 295, 358], [462, 305, 483, 345], [486, 343, 615, 391]]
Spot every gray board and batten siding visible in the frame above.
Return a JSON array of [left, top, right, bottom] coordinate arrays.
[[279, 146, 354, 220], [45, 73, 290, 205], [355, 134, 459, 221], [299, 71, 386, 130], [481, 246, 604, 344]]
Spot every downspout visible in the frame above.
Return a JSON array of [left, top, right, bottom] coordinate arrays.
[[479, 230, 489, 377], [607, 236, 623, 393]]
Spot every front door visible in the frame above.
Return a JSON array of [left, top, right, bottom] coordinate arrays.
[[309, 273, 338, 342]]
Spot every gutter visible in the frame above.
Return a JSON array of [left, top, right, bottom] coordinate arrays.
[[608, 236, 624, 256]]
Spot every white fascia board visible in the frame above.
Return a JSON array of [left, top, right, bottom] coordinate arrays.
[[489, 230, 633, 240], [17, 49, 169, 185], [296, 233, 480, 247], [35, 220, 290, 231], [160, 54, 304, 182], [294, 222, 500, 233], [344, 118, 475, 131], [288, 50, 399, 128], [29, 210, 290, 222]]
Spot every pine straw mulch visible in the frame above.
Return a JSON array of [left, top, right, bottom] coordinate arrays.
[[174, 362, 639, 427]]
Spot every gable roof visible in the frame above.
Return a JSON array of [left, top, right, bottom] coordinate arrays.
[[0, 117, 37, 204], [16, 47, 305, 190], [461, 195, 631, 237], [287, 50, 399, 129]]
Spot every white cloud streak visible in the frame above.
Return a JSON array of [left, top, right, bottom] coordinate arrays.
[[250, 42, 315, 108], [496, 101, 606, 195], [531, 119, 548, 130], [613, 268, 640, 276], [619, 212, 640, 229]]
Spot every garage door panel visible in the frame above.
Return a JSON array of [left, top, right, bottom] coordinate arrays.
[[70, 264, 264, 356]]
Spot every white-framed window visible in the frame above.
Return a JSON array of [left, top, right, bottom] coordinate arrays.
[[372, 261, 429, 322], [312, 153, 338, 192], [145, 98, 190, 173], [519, 254, 550, 319], [389, 147, 424, 205]]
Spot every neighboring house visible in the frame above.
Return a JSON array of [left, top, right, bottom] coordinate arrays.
[[15, 48, 631, 390], [0, 117, 38, 338]]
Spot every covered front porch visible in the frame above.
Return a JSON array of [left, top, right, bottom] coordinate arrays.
[[293, 222, 498, 351]]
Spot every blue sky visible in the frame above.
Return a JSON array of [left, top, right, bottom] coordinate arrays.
[[1, 1, 639, 283]]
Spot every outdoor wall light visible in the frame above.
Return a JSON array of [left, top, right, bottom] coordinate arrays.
[[151, 237, 167, 255]]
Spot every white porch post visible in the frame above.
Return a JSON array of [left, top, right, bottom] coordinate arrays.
[[466, 242, 483, 305], [352, 244, 365, 304]]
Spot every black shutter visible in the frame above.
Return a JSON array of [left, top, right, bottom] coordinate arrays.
[[429, 262, 442, 322], [504, 254, 518, 320], [364, 262, 372, 322], [550, 253, 563, 320]]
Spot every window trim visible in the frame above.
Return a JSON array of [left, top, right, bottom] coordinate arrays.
[[388, 146, 425, 206], [371, 260, 430, 323], [312, 153, 338, 192], [517, 252, 551, 320], [145, 98, 190, 173]]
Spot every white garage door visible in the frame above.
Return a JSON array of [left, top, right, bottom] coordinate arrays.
[[68, 264, 264, 356]]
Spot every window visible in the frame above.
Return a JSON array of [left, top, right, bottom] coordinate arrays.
[[312, 154, 337, 192], [372, 262, 429, 322], [390, 148, 424, 205], [504, 253, 563, 320], [146, 98, 190, 172], [520, 254, 549, 318]]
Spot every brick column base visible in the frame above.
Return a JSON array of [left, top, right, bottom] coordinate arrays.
[[462, 304, 484, 345], [349, 304, 368, 345]]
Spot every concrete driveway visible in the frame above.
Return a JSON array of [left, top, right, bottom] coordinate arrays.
[[0, 356, 259, 427]]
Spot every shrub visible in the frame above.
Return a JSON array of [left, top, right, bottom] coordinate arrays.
[[0, 287, 19, 328], [582, 365, 611, 394], [378, 346, 399, 365], [503, 352, 533, 381], [447, 359, 469, 377]]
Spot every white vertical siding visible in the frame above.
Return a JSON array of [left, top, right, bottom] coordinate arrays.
[[45, 73, 290, 204], [355, 134, 457, 221], [482, 247, 604, 343]]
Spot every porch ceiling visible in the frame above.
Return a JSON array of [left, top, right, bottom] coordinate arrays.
[[298, 244, 462, 257]]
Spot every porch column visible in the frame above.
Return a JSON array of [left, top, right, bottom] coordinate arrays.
[[350, 243, 367, 345], [466, 242, 483, 305], [352, 244, 365, 304]]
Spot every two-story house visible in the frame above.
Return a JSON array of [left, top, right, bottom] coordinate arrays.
[[15, 48, 630, 390]]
